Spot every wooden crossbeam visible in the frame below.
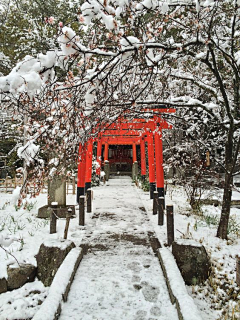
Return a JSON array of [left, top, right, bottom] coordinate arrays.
[[101, 136, 141, 145]]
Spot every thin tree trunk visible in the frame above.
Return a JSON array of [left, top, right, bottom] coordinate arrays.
[[217, 132, 234, 239], [216, 172, 232, 239]]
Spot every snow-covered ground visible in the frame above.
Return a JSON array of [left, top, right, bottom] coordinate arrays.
[[137, 182, 240, 320], [0, 177, 240, 319], [59, 177, 178, 320]]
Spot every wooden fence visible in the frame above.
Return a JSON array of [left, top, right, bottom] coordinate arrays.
[[0, 176, 76, 195]]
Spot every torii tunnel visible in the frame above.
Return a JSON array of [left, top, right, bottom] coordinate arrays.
[[77, 108, 175, 202]]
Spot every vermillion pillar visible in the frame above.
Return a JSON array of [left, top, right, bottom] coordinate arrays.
[[140, 137, 146, 179], [104, 142, 110, 180], [85, 139, 93, 192], [77, 143, 86, 202], [96, 139, 102, 176], [154, 131, 164, 198], [132, 142, 138, 180], [147, 133, 156, 199], [104, 143, 109, 162], [132, 143, 137, 163]]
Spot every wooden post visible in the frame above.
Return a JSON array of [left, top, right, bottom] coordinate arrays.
[[79, 196, 85, 226], [158, 197, 164, 226], [153, 191, 158, 215], [147, 133, 156, 199], [132, 143, 137, 162], [237, 256, 240, 286], [72, 175, 76, 195], [206, 150, 210, 167], [104, 143, 109, 162], [66, 179, 69, 195], [85, 140, 93, 192], [87, 188, 92, 213], [167, 205, 174, 246], [140, 137, 146, 179], [154, 131, 165, 198], [50, 202, 58, 234], [77, 143, 86, 202], [64, 208, 72, 239]]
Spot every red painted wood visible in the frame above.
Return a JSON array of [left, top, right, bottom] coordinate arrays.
[[85, 140, 93, 183], [84, 113, 174, 184], [155, 131, 164, 189], [101, 137, 141, 145], [101, 129, 145, 136], [147, 133, 155, 183], [104, 143, 109, 161], [141, 108, 176, 113], [132, 143, 137, 163], [77, 143, 86, 188], [140, 137, 146, 176]]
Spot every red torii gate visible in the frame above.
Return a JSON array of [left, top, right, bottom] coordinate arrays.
[[77, 109, 175, 201]]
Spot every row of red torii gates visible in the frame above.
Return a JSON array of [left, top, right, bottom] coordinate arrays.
[[77, 107, 175, 202]]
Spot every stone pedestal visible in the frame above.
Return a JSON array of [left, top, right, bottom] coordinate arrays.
[[38, 175, 75, 218], [104, 161, 110, 181], [132, 161, 138, 181]]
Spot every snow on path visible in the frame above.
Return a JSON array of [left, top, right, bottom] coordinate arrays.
[[59, 177, 178, 320]]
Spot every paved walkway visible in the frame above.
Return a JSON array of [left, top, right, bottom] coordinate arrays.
[[59, 177, 178, 320]]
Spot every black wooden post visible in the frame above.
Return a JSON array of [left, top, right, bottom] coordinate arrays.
[[166, 205, 174, 246], [153, 191, 158, 215], [87, 188, 92, 213], [50, 202, 58, 234], [158, 197, 164, 226], [79, 196, 85, 226]]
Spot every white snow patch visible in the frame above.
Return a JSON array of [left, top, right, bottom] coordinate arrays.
[[174, 239, 203, 247], [43, 238, 74, 250]]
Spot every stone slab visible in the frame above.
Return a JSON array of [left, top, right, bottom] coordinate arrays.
[[48, 177, 66, 206]]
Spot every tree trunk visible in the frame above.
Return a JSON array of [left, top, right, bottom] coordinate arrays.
[[216, 172, 232, 239], [217, 131, 234, 239]]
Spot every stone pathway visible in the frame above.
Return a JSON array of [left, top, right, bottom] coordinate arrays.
[[59, 177, 178, 320]]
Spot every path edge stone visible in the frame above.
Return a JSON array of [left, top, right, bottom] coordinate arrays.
[[158, 247, 203, 320], [33, 247, 83, 320]]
